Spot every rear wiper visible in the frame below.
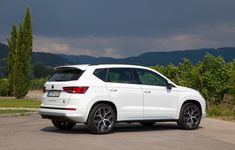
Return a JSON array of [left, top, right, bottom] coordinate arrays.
[[55, 79, 66, 81]]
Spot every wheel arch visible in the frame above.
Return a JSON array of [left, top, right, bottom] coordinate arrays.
[[177, 99, 202, 119], [182, 100, 202, 112], [86, 100, 117, 123]]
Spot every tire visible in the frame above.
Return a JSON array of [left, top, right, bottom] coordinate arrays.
[[87, 103, 116, 134], [140, 122, 155, 126], [177, 102, 202, 130], [51, 120, 76, 130]]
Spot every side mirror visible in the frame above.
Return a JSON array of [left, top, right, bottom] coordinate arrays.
[[166, 82, 173, 90]]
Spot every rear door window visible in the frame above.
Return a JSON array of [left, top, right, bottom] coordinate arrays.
[[107, 68, 136, 84], [48, 68, 84, 82]]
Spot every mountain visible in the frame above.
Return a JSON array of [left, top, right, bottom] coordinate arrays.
[[60, 47, 235, 66], [1, 42, 235, 69], [0, 43, 8, 76], [31, 52, 72, 66], [0, 43, 72, 67]]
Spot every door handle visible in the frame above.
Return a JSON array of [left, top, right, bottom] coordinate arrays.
[[109, 89, 117, 92], [144, 90, 151, 93]]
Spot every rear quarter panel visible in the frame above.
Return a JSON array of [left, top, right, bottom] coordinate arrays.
[[71, 68, 111, 122]]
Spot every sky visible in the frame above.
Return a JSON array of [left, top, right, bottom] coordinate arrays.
[[0, 0, 235, 58]]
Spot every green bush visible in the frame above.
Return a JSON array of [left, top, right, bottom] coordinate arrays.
[[207, 104, 235, 117], [152, 53, 235, 106], [0, 78, 10, 96], [30, 78, 47, 90]]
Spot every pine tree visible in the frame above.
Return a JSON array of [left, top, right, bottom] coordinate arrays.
[[13, 7, 33, 98], [23, 7, 33, 62], [14, 23, 25, 98], [7, 25, 17, 96]]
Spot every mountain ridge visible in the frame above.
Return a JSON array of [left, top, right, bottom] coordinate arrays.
[[1, 43, 235, 68], [59, 47, 235, 66]]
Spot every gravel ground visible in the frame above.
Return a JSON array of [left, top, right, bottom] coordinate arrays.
[[0, 115, 234, 150]]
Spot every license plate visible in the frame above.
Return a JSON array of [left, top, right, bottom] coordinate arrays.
[[47, 91, 61, 97]]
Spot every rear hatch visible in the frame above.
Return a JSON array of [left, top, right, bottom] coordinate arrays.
[[43, 67, 84, 106]]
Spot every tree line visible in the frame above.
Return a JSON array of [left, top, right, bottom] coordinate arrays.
[[152, 53, 235, 108]]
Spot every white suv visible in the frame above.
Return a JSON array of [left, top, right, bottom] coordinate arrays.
[[39, 64, 206, 134]]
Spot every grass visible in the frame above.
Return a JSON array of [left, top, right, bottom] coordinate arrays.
[[207, 104, 235, 122], [0, 98, 41, 108], [0, 109, 36, 115]]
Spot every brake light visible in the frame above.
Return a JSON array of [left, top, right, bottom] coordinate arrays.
[[63, 86, 89, 94]]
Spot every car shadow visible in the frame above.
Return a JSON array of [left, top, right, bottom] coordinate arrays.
[[40, 122, 202, 134], [114, 122, 179, 133]]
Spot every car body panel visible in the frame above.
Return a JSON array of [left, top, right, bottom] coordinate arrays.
[[39, 64, 206, 123], [141, 85, 178, 119], [106, 82, 144, 120]]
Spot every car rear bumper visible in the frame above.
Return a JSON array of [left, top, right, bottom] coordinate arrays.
[[39, 106, 87, 123]]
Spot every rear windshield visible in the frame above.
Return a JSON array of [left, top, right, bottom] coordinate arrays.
[[48, 68, 84, 82]]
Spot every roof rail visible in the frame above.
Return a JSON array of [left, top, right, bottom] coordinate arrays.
[[88, 63, 145, 66]]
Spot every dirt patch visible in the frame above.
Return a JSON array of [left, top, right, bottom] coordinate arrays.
[[25, 90, 43, 99]]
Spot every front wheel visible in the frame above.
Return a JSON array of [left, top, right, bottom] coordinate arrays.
[[177, 103, 202, 130], [51, 120, 76, 130], [87, 104, 116, 134]]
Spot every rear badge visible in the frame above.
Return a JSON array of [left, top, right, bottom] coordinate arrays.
[[63, 100, 65, 103], [51, 85, 54, 89]]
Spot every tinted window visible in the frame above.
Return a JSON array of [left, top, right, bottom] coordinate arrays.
[[108, 68, 135, 84], [93, 68, 107, 81], [136, 69, 167, 86], [48, 68, 83, 82]]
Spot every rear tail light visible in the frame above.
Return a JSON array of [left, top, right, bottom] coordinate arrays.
[[63, 86, 89, 94]]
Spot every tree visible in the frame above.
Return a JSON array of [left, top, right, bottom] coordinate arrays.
[[23, 7, 33, 62], [178, 58, 194, 88], [13, 7, 33, 98], [7, 25, 17, 96], [151, 53, 233, 109], [164, 64, 179, 84], [151, 65, 165, 74], [227, 59, 235, 104], [200, 53, 230, 105], [32, 62, 53, 78]]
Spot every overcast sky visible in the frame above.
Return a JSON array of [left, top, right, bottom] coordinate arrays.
[[1, 0, 235, 57]]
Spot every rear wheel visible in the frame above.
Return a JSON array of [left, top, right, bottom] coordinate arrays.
[[87, 104, 116, 134], [51, 120, 76, 130], [140, 122, 155, 126], [177, 102, 202, 130]]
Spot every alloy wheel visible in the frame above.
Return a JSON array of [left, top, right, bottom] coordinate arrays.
[[94, 107, 114, 132], [183, 104, 201, 128]]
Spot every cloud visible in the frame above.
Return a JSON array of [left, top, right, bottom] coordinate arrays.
[[33, 21, 235, 58], [103, 48, 123, 58], [34, 36, 71, 53], [1, 0, 235, 38], [1, 0, 235, 57]]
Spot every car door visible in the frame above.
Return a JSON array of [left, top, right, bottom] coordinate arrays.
[[135, 68, 178, 119], [106, 68, 143, 120]]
